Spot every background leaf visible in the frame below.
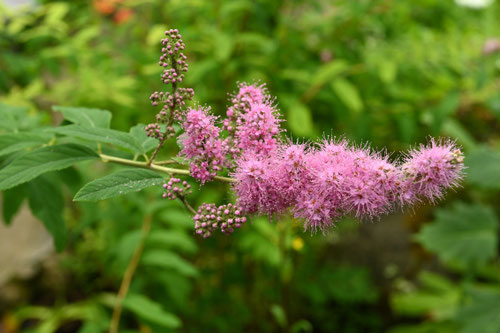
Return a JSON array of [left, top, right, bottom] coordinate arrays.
[[28, 176, 67, 251], [0, 143, 97, 191], [331, 78, 363, 113], [53, 106, 112, 128], [142, 250, 198, 277], [1, 183, 27, 225], [416, 202, 498, 267], [457, 288, 500, 333], [122, 293, 181, 329], [466, 148, 500, 190]]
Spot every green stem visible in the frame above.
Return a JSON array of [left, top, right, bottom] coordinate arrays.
[[109, 214, 152, 333], [99, 153, 236, 183]]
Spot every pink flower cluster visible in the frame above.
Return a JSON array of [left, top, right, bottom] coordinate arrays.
[[147, 30, 465, 237], [174, 81, 464, 235], [223, 83, 283, 158], [178, 107, 228, 183], [178, 83, 283, 182], [232, 138, 464, 232]]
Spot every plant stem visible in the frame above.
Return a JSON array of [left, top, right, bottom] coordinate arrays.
[[100, 153, 235, 183], [147, 135, 167, 167], [154, 160, 177, 165], [109, 215, 152, 333], [179, 194, 197, 214]]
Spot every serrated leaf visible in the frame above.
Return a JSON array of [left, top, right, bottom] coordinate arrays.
[[142, 250, 198, 277], [28, 176, 67, 251], [466, 148, 500, 190], [0, 132, 53, 157], [416, 202, 498, 267], [74, 169, 164, 202], [123, 293, 181, 329], [49, 125, 143, 153], [0, 144, 97, 191], [2, 183, 27, 224], [331, 78, 363, 113], [53, 106, 112, 128], [129, 124, 158, 153]]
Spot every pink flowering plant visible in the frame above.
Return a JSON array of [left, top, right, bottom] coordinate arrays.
[[143, 29, 464, 237], [0, 28, 464, 240], [0, 28, 466, 332]]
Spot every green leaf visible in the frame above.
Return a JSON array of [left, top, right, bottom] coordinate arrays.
[[270, 304, 287, 328], [387, 322, 457, 333], [123, 293, 181, 329], [430, 92, 460, 133], [213, 30, 233, 62], [0, 144, 98, 191], [2, 183, 27, 225], [0, 132, 53, 157], [415, 202, 498, 267], [142, 250, 198, 277], [129, 124, 158, 153], [331, 78, 363, 113], [287, 102, 314, 137], [378, 60, 397, 84], [311, 61, 348, 87], [280, 96, 314, 137], [74, 169, 164, 202], [53, 106, 112, 128], [466, 148, 500, 190], [28, 176, 67, 251], [442, 119, 477, 151], [0, 104, 28, 131], [390, 271, 460, 320], [457, 288, 500, 333], [147, 230, 198, 254], [49, 125, 144, 153]]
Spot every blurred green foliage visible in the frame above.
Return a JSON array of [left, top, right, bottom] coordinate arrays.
[[1, 0, 500, 332]]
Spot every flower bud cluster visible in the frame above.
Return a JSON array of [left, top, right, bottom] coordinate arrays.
[[162, 177, 192, 200], [145, 29, 193, 140], [145, 123, 175, 139], [159, 29, 188, 73], [194, 203, 247, 238], [150, 89, 194, 108], [145, 123, 161, 139]]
